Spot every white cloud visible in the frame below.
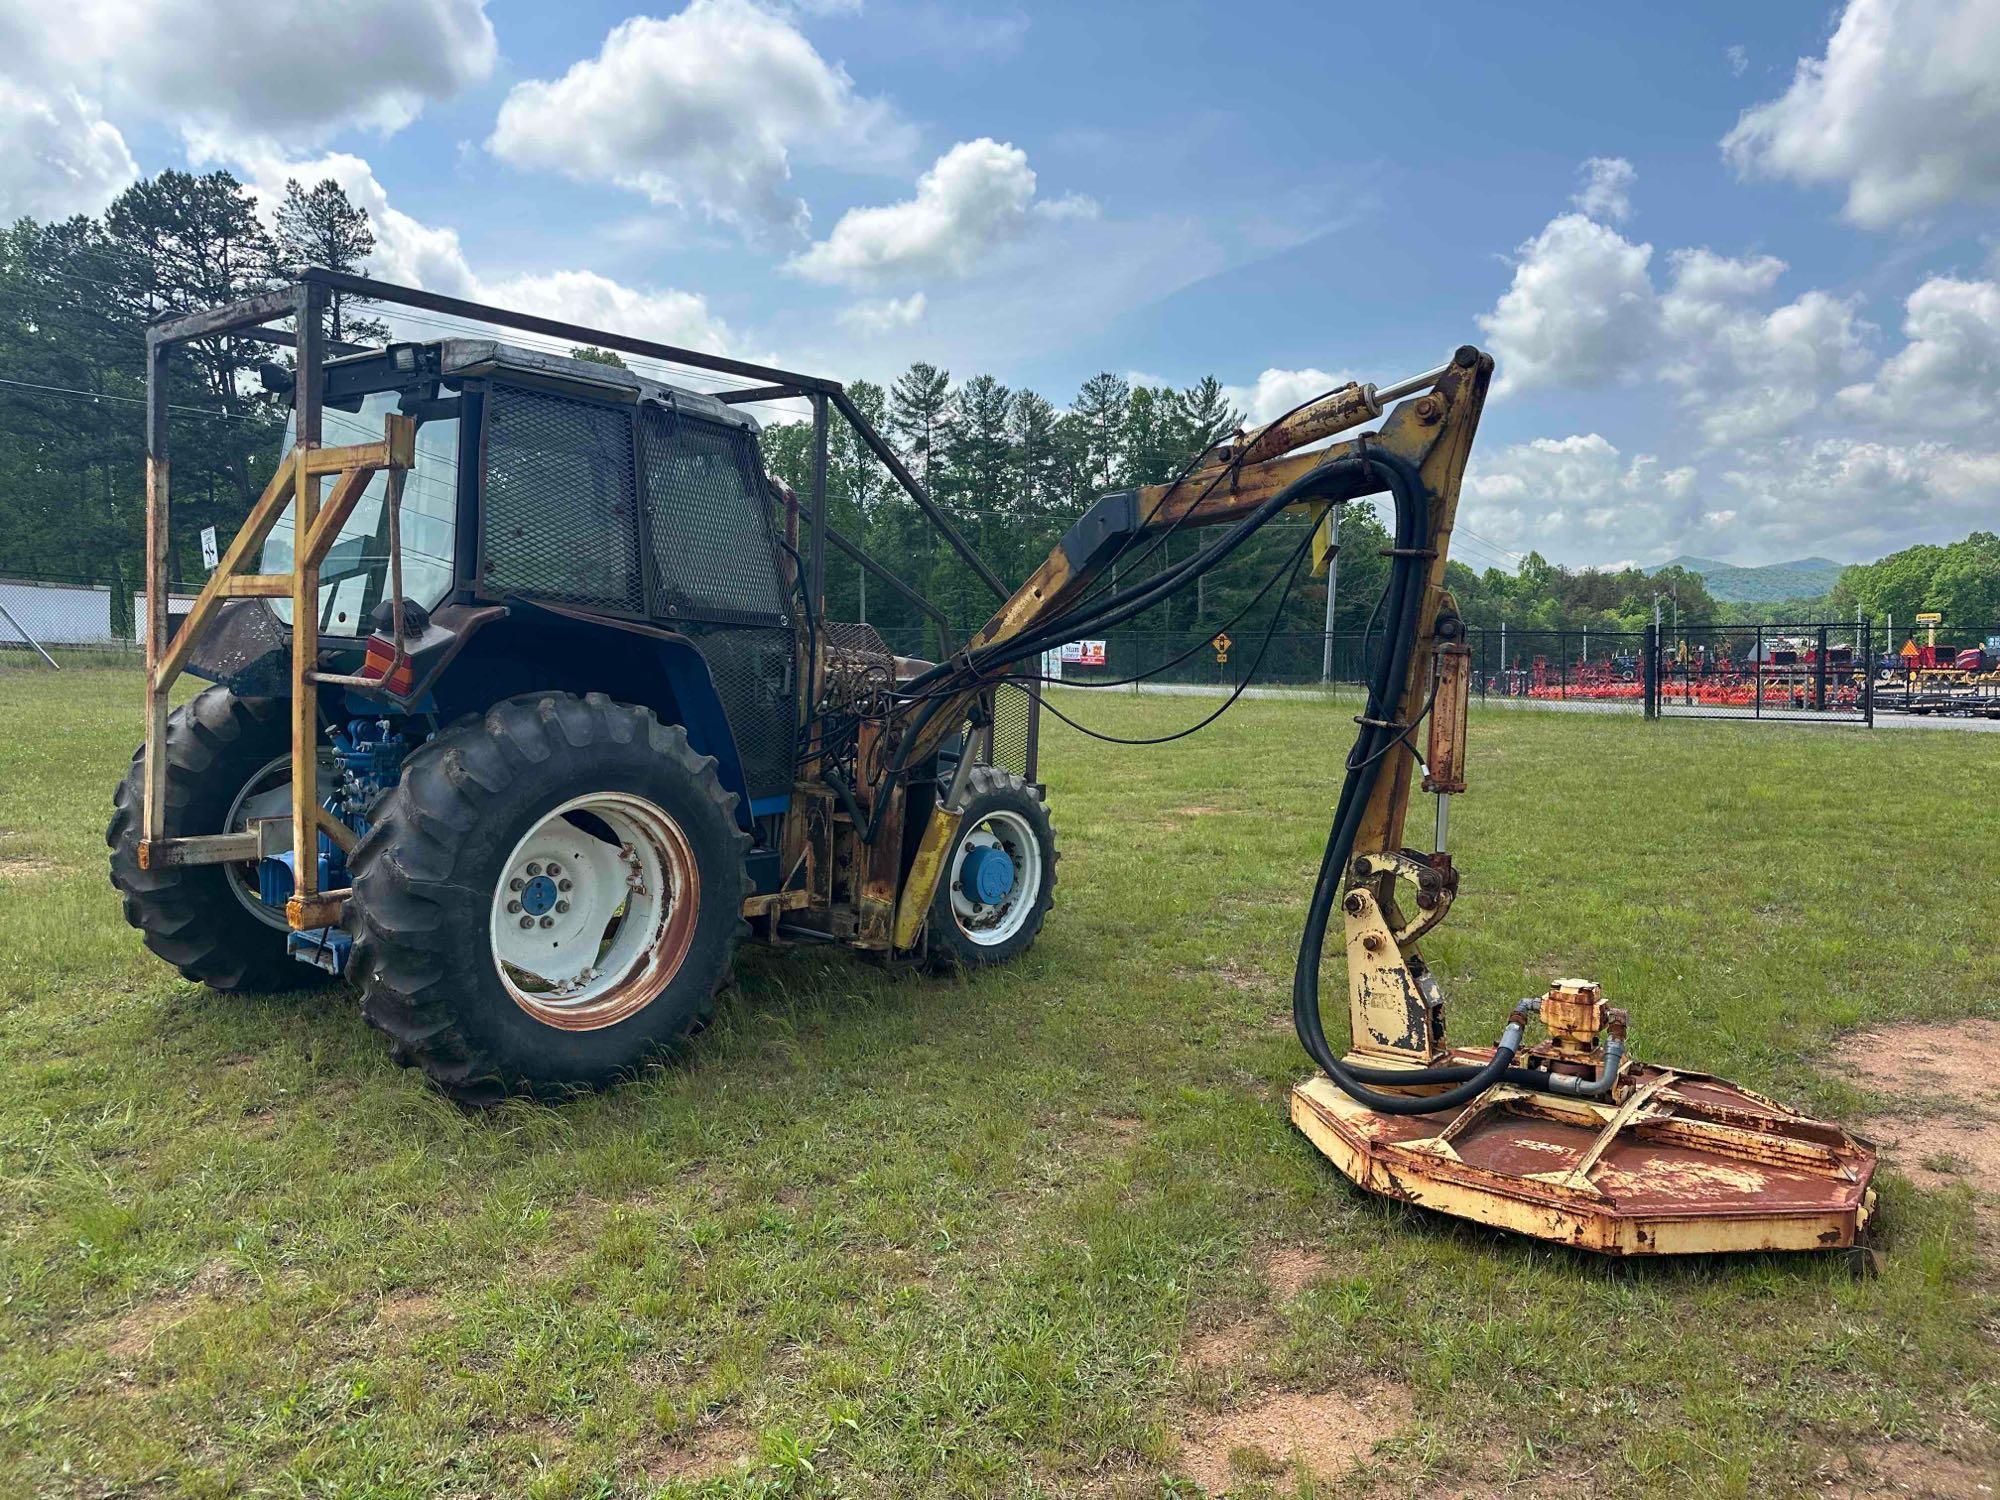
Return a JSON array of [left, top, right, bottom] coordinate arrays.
[[1465, 433, 1698, 557], [1659, 248, 1871, 446], [489, 0, 904, 235], [217, 147, 737, 356], [1220, 367, 1355, 426], [1572, 156, 1636, 223], [1478, 212, 1657, 395], [0, 82, 136, 220], [1725, 43, 1749, 76], [1718, 436, 2000, 557], [836, 292, 927, 334], [1836, 274, 2000, 428], [479, 269, 736, 353], [0, 0, 493, 146], [1723, 0, 2000, 227], [787, 138, 1088, 285]]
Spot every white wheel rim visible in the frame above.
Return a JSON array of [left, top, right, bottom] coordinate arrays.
[[489, 792, 701, 1031], [947, 808, 1042, 947], [223, 752, 332, 931]]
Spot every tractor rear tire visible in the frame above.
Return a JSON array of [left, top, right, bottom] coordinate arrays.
[[106, 686, 331, 993], [346, 692, 749, 1104], [925, 765, 1057, 971]]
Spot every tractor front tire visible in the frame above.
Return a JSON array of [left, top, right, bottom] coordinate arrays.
[[106, 686, 329, 994], [346, 692, 749, 1104], [925, 765, 1057, 971]]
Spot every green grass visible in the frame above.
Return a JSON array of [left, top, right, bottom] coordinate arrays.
[[1, 667, 1996, 1497]]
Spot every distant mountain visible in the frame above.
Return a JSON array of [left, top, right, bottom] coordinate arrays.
[[1649, 555, 1846, 604]]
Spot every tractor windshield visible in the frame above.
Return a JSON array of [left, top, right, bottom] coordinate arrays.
[[260, 390, 460, 634]]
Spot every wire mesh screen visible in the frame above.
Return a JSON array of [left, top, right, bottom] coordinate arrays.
[[991, 681, 1035, 780], [481, 384, 643, 610], [683, 622, 798, 801], [637, 405, 787, 625], [822, 620, 893, 660]]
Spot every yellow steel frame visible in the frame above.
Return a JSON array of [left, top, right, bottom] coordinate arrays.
[[137, 416, 416, 933]]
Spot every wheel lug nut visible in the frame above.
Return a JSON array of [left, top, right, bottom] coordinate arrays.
[[558, 878, 572, 891], [526, 862, 542, 876], [509, 877, 524, 892], [518, 915, 534, 929], [507, 900, 521, 914], [555, 900, 569, 914], [546, 862, 560, 876], [538, 915, 554, 928]]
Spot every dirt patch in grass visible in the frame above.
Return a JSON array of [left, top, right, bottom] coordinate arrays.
[[1829, 1019, 2000, 1245], [373, 1290, 443, 1328], [1184, 1317, 1266, 1373], [640, 1418, 757, 1484], [101, 1257, 238, 1362], [1261, 1245, 1330, 1301], [1172, 806, 1231, 818], [1178, 1381, 1413, 1494], [1175, 959, 1270, 995], [1182, 1245, 1338, 1374], [1820, 1439, 1997, 1498], [0, 853, 57, 879], [1830, 1020, 2000, 1104]]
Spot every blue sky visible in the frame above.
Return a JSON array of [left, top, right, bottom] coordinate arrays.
[[3, 0, 1997, 571]]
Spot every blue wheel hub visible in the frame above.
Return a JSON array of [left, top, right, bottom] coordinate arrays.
[[960, 844, 1017, 905], [520, 874, 560, 916]]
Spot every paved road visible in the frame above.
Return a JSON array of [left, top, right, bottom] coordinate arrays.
[[1074, 679, 2000, 731]]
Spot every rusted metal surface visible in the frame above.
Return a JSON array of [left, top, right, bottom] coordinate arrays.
[[1422, 641, 1470, 795], [1340, 884, 1444, 1065], [1229, 382, 1380, 467], [1291, 1058, 1877, 1255], [893, 803, 964, 950], [1540, 979, 1608, 1055]]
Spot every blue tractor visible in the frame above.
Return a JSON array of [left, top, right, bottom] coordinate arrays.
[[110, 276, 1053, 1103]]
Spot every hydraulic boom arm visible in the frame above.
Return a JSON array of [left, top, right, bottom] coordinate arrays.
[[881, 346, 1494, 1052]]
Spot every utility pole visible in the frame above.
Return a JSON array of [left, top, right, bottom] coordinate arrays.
[[1320, 530, 1341, 683]]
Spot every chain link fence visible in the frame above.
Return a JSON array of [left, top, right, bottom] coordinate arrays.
[[9, 568, 1998, 726], [0, 574, 201, 667]]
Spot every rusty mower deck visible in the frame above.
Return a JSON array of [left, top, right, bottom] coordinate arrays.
[[1291, 1054, 1877, 1255]]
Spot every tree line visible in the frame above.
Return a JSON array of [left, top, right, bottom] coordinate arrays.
[[0, 169, 384, 622], [8, 166, 1983, 660], [1827, 531, 2000, 635]]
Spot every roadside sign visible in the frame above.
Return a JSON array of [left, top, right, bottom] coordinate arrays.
[[1058, 640, 1106, 666], [1213, 632, 1233, 664], [200, 525, 219, 571], [1915, 611, 1942, 624]]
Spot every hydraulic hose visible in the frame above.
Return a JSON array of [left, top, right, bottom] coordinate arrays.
[[1341, 1011, 1627, 1099], [1288, 446, 1546, 1115], [887, 452, 1369, 782]]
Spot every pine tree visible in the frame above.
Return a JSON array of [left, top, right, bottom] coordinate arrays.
[[103, 170, 285, 568], [887, 363, 952, 486], [1071, 372, 1129, 495], [273, 177, 389, 347]]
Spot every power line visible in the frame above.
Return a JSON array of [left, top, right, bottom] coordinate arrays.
[[0, 373, 271, 422]]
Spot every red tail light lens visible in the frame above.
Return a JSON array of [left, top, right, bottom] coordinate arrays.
[[361, 635, 416, 695]]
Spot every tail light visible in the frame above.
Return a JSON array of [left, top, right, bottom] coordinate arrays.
[[361, 633, 416, 695]]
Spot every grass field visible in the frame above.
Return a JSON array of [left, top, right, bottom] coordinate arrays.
[[1, 667, 1997, 1497]]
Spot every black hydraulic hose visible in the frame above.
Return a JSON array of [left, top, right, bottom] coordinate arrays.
[[821, 767, 872, 842], [891, 454, 1368, 776], [1288, 447, 1542, 1114], [1341, 1034, 1626, 1100]]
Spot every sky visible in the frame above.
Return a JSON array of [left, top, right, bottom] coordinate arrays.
[[1, 0, 1996, 574]]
